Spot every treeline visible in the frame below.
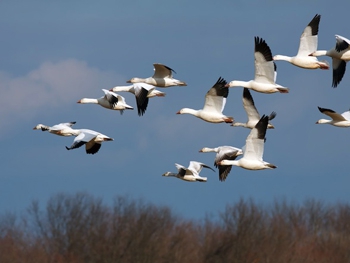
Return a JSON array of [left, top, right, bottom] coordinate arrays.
[[0, 193, 350, 263]]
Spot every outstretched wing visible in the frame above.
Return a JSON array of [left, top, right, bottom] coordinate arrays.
[[152, 63, 175, 78]]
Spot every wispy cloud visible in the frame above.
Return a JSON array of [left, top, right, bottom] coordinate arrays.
[[0, 59, 123, 134]]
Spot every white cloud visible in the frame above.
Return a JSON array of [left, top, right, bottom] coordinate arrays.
[[0, 59, 123, 134]]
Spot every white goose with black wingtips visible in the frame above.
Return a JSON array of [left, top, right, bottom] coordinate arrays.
[[226, 37, 289, 94], [65, 129, 113, 155], [316, 106, 350, 127], [162, 161, 215, 182], [127, 63, 187, 87], [310, 34, 350, 87], [33, 121, 77, 136], [273, 14, 329, 70], [218, 115, 277, 170], [177, 77, 234, 123], [110, 83, 165, 116], [77, 89, 133, 114]]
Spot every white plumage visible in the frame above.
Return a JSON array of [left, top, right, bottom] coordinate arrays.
[[162, 161, 214, 182]]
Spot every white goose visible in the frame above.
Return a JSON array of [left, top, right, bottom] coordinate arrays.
[[177, 77, 234, 123], [199, 146, 243, 181], [77, 89, 133, 114], [33, 121, 77, 136], [218, 115, 277, 170], [316, 106, 350, 127], [65, 129, 114, 154], [232, 88, 276, 129], [273, 14, 329, 70], [127, 63, 187, 87], [110, 83, 165, 116], [162, 161, 214, 182], [310, 34, 350, 87], [226, 37, 289, 94]]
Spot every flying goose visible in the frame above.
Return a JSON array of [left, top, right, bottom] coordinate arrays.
[[110, 83, 165, 116], [226, 37, 289, 94], [273, 14, 329, 70], [310, 34, 350, 87], [65, 129, 114, 154], [199, 146, 243, 181], [127, 63, 187, 87], [218, 115, 277, 170], [162, 161, 215, 182], [77, 89, 133, 114], [177, 77, 234, 123], [33, 121, 77, 136], [316, 106, 350, 127], [232, 88, 276, 129]]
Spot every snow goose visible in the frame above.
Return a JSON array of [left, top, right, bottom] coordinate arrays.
[[33, 121, 77, 136], [316, 106, 350, 127], [127, 63, 187, 87], [110, 83, 165, 116], [65, 129, 113, 154], [218, 115, 277, 170], [310, 34, 350, 87], [199, 146, 243, 181], [232, 88, 277, 129], [162, 161, 215, 182], [77, 89, 133, 114], [226, 37, 289, 94], [273, 14, 329, 70], [177, 77, 234, 123]]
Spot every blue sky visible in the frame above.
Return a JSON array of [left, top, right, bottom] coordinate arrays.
[[1, 1, 350, 219]]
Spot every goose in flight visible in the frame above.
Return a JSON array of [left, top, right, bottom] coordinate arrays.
[[232, 88, 276, 129], [310, 34, 350, 87], [177, 77, 234, 123], [162, 161, 215, 182], [33, 121, 77, 136], [110, 83, 165, 116], [316, 106, 350, 127], [226, 37, 289, 94], [77, 89, 133, 114], [127, 63, 187, 87], [199, 146, 243, 181], [273, 14, 329, 70], [218, 115, 277, 170], [65, 129, 113, 154]]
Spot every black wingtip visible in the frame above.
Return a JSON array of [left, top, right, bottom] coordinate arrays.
[[216, 76, 227, 86], [254, 36, 273, 61], [308, 14, 321, 36], [318, 106, 335, 114]]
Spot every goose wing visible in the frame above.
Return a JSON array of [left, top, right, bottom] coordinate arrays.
[[242, 88, 260, 123], [102, 89, 119, 107], [318, 106, 347, 121], [215, 146, 242, 181], [243, 115, 268, 161], [175, 163, 192, 177], [335, 34, 350, 52], [66, 130, 97, 151], [50, 121, 76, 131], [254, 37, 275, 84], [332, 59, 347, 87], [133, 83, 155, 116], [341, 110, 350, 121], [297, 14, 320, 56], [152, 63, 175, 78], [188, 161, 215, 175], [203, 77, 228, 113]]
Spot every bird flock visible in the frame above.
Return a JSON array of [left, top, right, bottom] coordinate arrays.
[[33, 14, 350, 182]]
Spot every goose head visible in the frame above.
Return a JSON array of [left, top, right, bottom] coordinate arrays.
[[33, 124, 44, 130]]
